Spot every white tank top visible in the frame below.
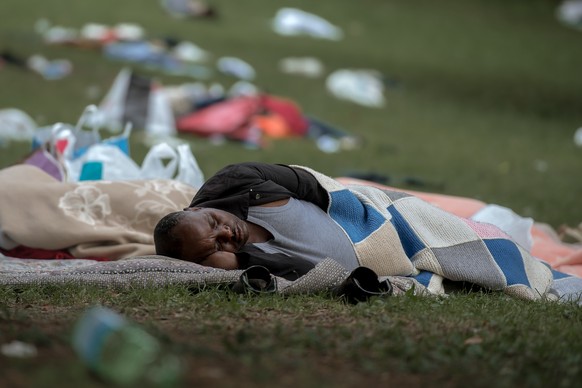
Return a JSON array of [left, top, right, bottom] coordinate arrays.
[[247, 198, 359, 270]]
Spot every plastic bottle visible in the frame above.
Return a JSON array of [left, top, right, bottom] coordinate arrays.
[[72, 306, 181, 386]]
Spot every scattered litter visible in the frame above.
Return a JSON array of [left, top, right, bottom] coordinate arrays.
[[574, 127, 582, 147], [326, 69, 385, 108], [37, 19, 213, 79], [26, 105, 204, 187], [160, 0, 217, 19], [80, 22, 145, 43], [557, 0, 582, 30], [42, 25, 78, 44], [228, 80, 259, 97], [113, 23, 145, 41], [279, 57, 324, 78], [471, 204, 534, 252], [208, 82, 225, 98], [27, 54, 72, 80], [1, 341, 38, 358], [0, 108, 37, 143], [172, 41, 210, 63], [80, 23, 116, 43], [1, 50, 72, 81], [272, 8, 343, 41], [72, 306, 182, 385], [88, 68, 177, 136], [316, 135, 341, 153], [217, 57, 256, 80]]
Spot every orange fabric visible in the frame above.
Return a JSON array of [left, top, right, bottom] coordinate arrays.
[[253, 114, 292, 138], [336, 177, 582, 277]]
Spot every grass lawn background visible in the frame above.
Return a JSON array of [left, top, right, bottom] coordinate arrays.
[[1, 1, 582, 386], [1, 0, 581, 227]]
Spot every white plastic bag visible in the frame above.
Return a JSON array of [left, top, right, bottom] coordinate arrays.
[[66, 141, 205, 188], [0, 108, 37, 143], [471, 204, 534, 252], [65, 143, 142, 181], [272, 8, 343, 41], [174, 143, 205, 188], [326, 69, 385, 108], [140, 142, 179, 180], [141, 142, 205, 187]]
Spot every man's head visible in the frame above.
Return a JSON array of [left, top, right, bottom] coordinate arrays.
[[154, 207, 249, 270]]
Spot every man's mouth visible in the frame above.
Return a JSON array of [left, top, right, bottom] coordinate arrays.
[[233, 225, 241, 245]]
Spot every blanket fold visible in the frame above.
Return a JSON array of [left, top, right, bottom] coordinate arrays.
[[0, 165, 197, 259]]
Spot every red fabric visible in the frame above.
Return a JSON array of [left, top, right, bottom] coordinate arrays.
[[1, 246, 111, 261], [260, 95, 308, 136], [176, 96, 260, 136]]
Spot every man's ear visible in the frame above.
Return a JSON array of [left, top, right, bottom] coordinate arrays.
[[183, 207, 202, 212]]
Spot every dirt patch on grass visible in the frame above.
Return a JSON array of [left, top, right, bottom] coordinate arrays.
[[1, 304, 432, 387]]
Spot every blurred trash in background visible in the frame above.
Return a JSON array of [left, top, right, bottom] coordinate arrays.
[[160, 0, 217, 19], [307, 116, 362, 153], [72, 305, 181, 386], [0, 49, 72, 80], [26, 54, 72, 80], [272, 8, 344, 41], [279, 57, 324, 78], [1, 341, 38, 359], [24, 105, 204, 187], [217, 56, 256, 80], [0, 108, 37, 145], [89, 68, 177, 137], [326, 69, 386, 108], [574, 127, 582, 147], [36, 19, 214, 79], [557, 0, 582, 30]]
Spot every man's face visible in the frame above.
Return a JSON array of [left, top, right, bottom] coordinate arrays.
[[174, 208, 249, 268]]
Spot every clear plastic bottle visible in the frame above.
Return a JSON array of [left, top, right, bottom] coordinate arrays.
[[72, 306, 181, 386]]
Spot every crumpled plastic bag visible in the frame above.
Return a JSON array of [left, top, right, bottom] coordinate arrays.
[[217, 56, 256, 80], [0, 108, 37, 143], [471, 204, 534, 252], [66, 142, 205, 188], [272, 8, 343, 41], [326, 69, 385, 108]]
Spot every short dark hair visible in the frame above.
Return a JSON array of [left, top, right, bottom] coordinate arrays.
[[154, 211, 188, 259]]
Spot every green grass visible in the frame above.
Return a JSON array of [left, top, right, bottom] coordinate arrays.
[[1, 1, 582, 386], [1, 0, 581, 226], [2, 284, 582, 387]]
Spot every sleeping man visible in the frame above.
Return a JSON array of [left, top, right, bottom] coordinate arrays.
[[154, 162, 582, 303]]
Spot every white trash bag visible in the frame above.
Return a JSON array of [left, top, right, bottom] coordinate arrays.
[[471, 204, 534, 252], [326, 69, 386, 108], [66, 141, 204, 188], [272, 8, 343, 41]]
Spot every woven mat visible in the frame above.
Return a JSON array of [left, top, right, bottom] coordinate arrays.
[[0, 254, 426, 297]]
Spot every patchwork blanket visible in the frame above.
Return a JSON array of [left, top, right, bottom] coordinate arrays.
[[298, 167, 582, 303]]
